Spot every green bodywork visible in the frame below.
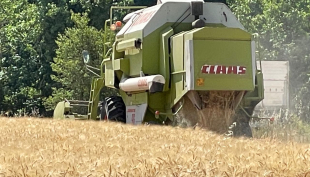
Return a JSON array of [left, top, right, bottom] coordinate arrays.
[[54, 4, 264, 125], [90, 24, 263, 122]]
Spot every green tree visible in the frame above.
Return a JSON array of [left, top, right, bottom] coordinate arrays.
[[228, 0, 310, 121], [0, 0, 76, 114], [0, 0, 43, 112], [43, 0, 139, 111], [43, 12, 114, 110], [0, 0, 135, 114]]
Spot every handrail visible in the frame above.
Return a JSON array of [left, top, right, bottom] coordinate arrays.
[[103, 19, 111, 56], [252, 33, 262, 72], [103, 6, 147, 58]]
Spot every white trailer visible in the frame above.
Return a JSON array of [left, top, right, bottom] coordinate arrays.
[[256, 61, 290, 111]]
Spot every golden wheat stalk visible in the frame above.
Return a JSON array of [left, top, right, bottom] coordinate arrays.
[[0, 117, 309, 176]]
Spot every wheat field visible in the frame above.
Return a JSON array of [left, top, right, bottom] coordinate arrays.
[[0, 118, 309, 176]]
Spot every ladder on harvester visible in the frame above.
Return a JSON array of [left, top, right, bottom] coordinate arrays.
[[87, 77, 104, 120], [85, 6, 147, 120]]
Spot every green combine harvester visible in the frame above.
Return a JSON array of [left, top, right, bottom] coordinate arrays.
[[54, 0, 264, 137]]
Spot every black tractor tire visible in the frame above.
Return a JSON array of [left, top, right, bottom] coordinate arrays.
[[232, 109, 253, 138], [100, 101, 107, 120], [101, 96, 126, 123], [233, 122, 253, 138]]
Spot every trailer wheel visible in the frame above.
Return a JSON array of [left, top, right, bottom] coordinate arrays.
[[102, 96, 126, 123]]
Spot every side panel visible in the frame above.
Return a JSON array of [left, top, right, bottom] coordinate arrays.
[[251, 40, 256, 87], [159, 27, 174, 91], [126, 104, 147, 125], [105, 60, 115, 88], [170, 32, 187, 105], [121, 91, 158, 124], [190, 39, 254, 90], [185, 40, 194, 90], [181, 27, 255, 91], [120, 5, 160, 36], [118, 2, 245, 38], [119, 2, 193, 37], [143, 2, 193, 37], [201, 3, 244, 30]]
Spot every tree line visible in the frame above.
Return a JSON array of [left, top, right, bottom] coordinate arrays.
[[0, 0, 157, 116], [1, 0, 310, 121]]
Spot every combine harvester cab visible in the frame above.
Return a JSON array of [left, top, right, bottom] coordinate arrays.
[[54, 0, 265, 137]]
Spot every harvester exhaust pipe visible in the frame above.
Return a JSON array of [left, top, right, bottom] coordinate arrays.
[[191, 1, 203, 20], [191, 1, 205, 28]]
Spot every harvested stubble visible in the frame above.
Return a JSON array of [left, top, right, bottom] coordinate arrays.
[[0, 118, 310, 177]]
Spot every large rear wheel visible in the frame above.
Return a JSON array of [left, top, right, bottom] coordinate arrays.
[[100, 96, 126, 123]]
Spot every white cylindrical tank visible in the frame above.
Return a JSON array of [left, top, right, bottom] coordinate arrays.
[[119, 75, 165, 93]]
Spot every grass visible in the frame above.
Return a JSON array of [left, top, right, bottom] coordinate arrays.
[[252, 110, 310, 143], [0, 117, 310, 176]]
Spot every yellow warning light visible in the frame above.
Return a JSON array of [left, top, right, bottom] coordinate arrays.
[[110, 24, 116, 31], [197, 78, 204, 86]]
